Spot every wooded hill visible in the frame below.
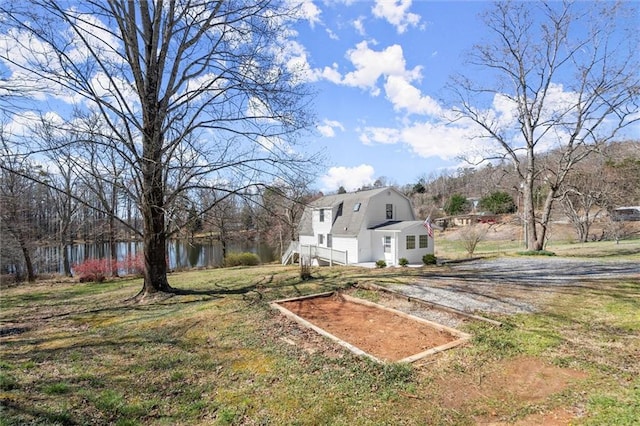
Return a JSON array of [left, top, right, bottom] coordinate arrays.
[[398, 139, 639, 242]]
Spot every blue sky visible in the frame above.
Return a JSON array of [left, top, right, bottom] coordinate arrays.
[[1, 1, 637, 195], [293, 1, 497, 192], [291, 0, 639, 193]]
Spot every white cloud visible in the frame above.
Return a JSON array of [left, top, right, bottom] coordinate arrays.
[[399, 121, 477, 160], [90, 72, 139, 109], [357, 112, 480, 161], [4, 111, 59, 138], [354, 81, 599, 164], [317, 119, 345, 137], [314, 63, 343, 83], [372, 0, 421, 34], [290, 0, 322, 28], [384, 75, 442, 116], [320, 164, 375, 192], [358, 126, 401, 145], [353, 16, 366, 36], [66, 10, 124, 66], [341, 41, 421, 94], [279, 39, 317, 84], [326, 28, 339, 40]]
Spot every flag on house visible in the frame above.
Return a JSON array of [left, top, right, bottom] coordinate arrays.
[[423, 216, 433, 238]]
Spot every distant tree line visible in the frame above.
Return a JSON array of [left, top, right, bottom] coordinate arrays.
[[402, 140, 640, 243]]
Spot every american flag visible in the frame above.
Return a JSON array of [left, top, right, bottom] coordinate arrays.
[[423, 217, 433, 238]]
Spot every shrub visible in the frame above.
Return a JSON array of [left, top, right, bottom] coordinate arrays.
[[300, 256, 312, 280], [422, 254, 437, 265], [398, 258, 409, 267], [375, 260, 387, 268], [459, 224, 488, 256], [479, 191, 516, 214], [224, 252, 261, 267], [73, 258, 112, 282], [118, 253, 145, 276], [443, 193, 470, 216]]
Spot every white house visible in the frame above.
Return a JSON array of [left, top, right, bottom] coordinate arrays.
[[282, 187, 434, 266]]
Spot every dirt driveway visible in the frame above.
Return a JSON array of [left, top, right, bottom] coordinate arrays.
[[390, 257, 640, 315]]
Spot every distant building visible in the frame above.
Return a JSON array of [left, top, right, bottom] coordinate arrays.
[[611, 206, 640, 221], [434, 213, 501, 228]]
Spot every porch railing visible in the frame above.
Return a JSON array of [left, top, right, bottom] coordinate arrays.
[[300, 244, 348, 266], [281, 241, 349, 266]]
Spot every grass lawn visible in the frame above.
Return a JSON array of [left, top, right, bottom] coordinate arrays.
[[1, 241, 638, 425]]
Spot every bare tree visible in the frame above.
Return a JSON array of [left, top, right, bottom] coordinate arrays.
[[32, 119, 82, 276], [602, 141, 640, 207], [201, 191, 241, 261], [459, 223, 488, 257], [0, 1, 318, 295], [449, 1, 639, 251], [258, 182, 315, 258], [0, 136, 39, 281], [561, 174, 608, 243]]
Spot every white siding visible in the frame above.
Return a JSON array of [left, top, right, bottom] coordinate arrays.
[[364, 189, 415, 228], [299, 235, 316, 247], [370, 233, 388, 263], [397, 223, 434, 264], [312, 208, 333, 246], [356, 228, 373, 263], [333, 236, 358, 264]]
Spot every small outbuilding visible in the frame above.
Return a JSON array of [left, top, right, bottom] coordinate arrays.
[[611, 206, 640, 221]]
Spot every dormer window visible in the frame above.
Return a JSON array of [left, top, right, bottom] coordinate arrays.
[[319, 208, 325, 222], [353, 202, 361, 212], [385, 203, 393, 219]]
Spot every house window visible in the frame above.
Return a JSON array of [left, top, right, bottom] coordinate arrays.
[[419, 235, 428, 248], [384, 236, 391, 253], [353, 202, 361, 212], [406, 235, 415, 249], [319, 209, 325, 222], [327, 234, 332, 248], [385, 204, 393, 219], [318, 234, 324, 245]]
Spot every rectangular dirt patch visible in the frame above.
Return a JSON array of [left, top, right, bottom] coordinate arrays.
[[271, 292, 470, 363]]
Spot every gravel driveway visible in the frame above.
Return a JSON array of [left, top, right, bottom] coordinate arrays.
[[390, 257, 640, 315]]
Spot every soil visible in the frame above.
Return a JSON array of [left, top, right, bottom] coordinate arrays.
[[269, 258, 638, 424], [277, 293, 463, 362], [271, 290, 589, 425], [436, 355, 588, 425], [269, 255, 638, 425]]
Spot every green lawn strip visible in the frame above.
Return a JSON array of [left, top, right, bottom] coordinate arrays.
[[537, 279, 639, 423], [435, 237, 640, 260], [429, 276, 639, 424]]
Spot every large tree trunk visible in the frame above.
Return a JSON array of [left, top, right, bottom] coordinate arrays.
[[109, 207, 118, 277], [523, 150, 539, 251], [534, 189, 558, 251], [19, 238, 35, 282], [523, 184, 539, 251], [61, 231, 72, 277], [141, 182, 172, 294]]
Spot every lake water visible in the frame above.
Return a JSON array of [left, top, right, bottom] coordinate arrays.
[[34, 240, 275, 275]]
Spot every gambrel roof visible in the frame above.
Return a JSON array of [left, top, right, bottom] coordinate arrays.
[[298, 187, 412, 237]]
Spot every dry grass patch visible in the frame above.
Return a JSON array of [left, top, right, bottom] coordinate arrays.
[[1, 258, 638, 425]]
